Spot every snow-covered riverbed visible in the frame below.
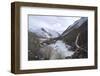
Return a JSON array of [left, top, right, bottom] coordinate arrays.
[[40, 40, 74, 60]]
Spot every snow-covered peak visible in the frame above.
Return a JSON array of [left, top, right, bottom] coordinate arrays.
[[29, 27, 60, 38]]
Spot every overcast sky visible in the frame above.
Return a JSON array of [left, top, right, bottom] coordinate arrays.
[[29, 15, 80, 34]]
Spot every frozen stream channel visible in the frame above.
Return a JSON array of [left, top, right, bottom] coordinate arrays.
[[40, 40, 74, 59]]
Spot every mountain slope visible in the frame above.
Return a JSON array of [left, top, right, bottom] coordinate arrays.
[[61, 17, 88, 48], [29, 27, 60, 38]]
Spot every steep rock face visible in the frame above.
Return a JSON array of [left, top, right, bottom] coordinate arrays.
[[61, 17, 88, 58], [61, 17, 88, 50]]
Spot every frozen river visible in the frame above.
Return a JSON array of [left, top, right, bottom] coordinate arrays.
[[40, 40, 74, 59]]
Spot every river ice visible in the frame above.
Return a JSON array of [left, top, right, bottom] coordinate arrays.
[[40, 40, 74, 59], [49, 40, 74, 58]]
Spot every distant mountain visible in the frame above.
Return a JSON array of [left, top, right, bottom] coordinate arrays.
[[29, 27, 60, 38]]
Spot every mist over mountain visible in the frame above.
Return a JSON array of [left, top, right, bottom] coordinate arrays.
[[29, 27, 60, 38], [29, 15, 80, 34], [28, 16, 80, 38]]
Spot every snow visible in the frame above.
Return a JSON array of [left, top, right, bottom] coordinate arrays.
[[29, 27, 60, 38], [49, 40, 74, 58], [39, 40, 74, 59]]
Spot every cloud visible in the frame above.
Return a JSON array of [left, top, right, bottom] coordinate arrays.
[[29, 15, 80, 34]]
